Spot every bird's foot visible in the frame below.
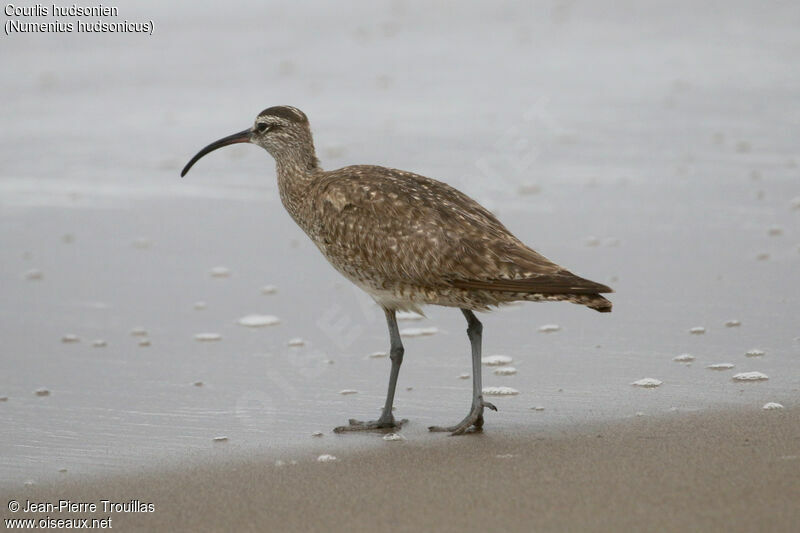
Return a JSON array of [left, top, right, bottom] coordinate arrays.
[[428, 400, 497, 436], [333, 416, 407, 433]]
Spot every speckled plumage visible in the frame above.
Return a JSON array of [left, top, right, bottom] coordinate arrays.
[[181, 105, 613, 435], [256, 107, 613, 314]]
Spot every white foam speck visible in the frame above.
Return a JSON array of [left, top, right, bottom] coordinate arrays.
[[91, 339, 107, 348], [673, 353, 695, 362], [482, 355, 513, 366], [130, 327, 147, 337], [61, 334, 80, 343], [495, 453, 515, 459], [312, 431, 324, 437], [745, 349, 765, 357], [138, 339, 151, 347], [368, 351, 387, 358], [458, 373, 470, 380], [317, 454, 338, 462], [287, 338, 305, 347], [707, 363, 735, 370], [483, 386, 519, 396], [24, 269, 43, 280], [194, 301, 207, 310], [733, 371, 768, 382], [195, 333, 222, 342], [58, 468, 67, 473], [400, 327, 438, 337], [35, 388, 50, 397], [530, 406, 545, 411], [689, 327, 706, 335], [631, 378, 662, 388], [339, 389, 358, 395], [493, 366, 518, 376], [539, 324, 561, 333], [212, 436, 228, 442], [763, 402, 784, 410], [260, 285, 277, 294], [237, 314, 280, 327], [210, 266, 231, 278], [274, 460, 285, 467], [725, 320, 741, 327], [396, 311, 424, 321], [383, 433, 405, 441]]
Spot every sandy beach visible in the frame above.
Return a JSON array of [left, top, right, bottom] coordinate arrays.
[[4, 407, 798, 532], [2, 1, 799, 531]]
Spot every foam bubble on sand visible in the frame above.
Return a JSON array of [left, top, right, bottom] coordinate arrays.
[[482, 355, 513, 366], [130, 327, 147, 337], [458, 373, 470, 380], [517, 183, 541, 195], [725, 320, 741, 327], [733, 371, 768, 382], [210, 266, 231, 278], [195, 333, 222, 342], [530, 406, 545, 411], [483, 386, 519, 396], [368, 351, 387, 358], [493, 366, 518, 376], [396, 311, 424, 321], [745, 349, 765, 357], [193, 301, 207, 310], [495, 453, 515, 459], [311, 431, 323, 437], [673, 353, 695, 362], [91, 339, 107, 348], [212, 436, 228, 442], [689, 327, 706, 335], [138, 339, 151, 347], [763, 402, 784, 410], [539, 324, 561, 333], [767, 226, 783, 236], [35, 388, 50, 397], [383, 433, 405, 441], [338, 389, 358, 395], [317, 454, 338, 462], [707, 363, 735, 370], [260, 285, 277, 294], [237, 314, 280, 327], [61, 334, 80, 343], [24, 269, 43, 280], [400, 327, 438, 337], [631, 378, 662, 388]]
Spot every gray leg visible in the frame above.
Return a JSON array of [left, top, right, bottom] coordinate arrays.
[[429, 309, 496, 435], [334, 307, 407, 433]]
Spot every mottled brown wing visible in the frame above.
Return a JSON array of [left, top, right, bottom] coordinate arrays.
[[310, 165, 603, 294]]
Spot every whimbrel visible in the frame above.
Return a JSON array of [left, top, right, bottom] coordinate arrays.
[[181, 105, 612, 435]]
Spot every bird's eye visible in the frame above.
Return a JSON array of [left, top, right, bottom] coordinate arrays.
[[256, 123, 271, 133]]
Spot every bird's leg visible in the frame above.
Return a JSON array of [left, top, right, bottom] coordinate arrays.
[[334, 307, 407, 433], [429, 309, 497, 435]]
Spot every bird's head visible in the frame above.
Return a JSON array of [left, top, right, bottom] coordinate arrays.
[[181, 105, 316, 177]]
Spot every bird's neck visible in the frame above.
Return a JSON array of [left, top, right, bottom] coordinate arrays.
[[274, 148, 322, 229]]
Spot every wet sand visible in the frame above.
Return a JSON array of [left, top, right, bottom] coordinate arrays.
[[6, 407, 798, 532]]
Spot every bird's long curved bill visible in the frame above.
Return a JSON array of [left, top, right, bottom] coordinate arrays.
[[180, 129, 251, 177]]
